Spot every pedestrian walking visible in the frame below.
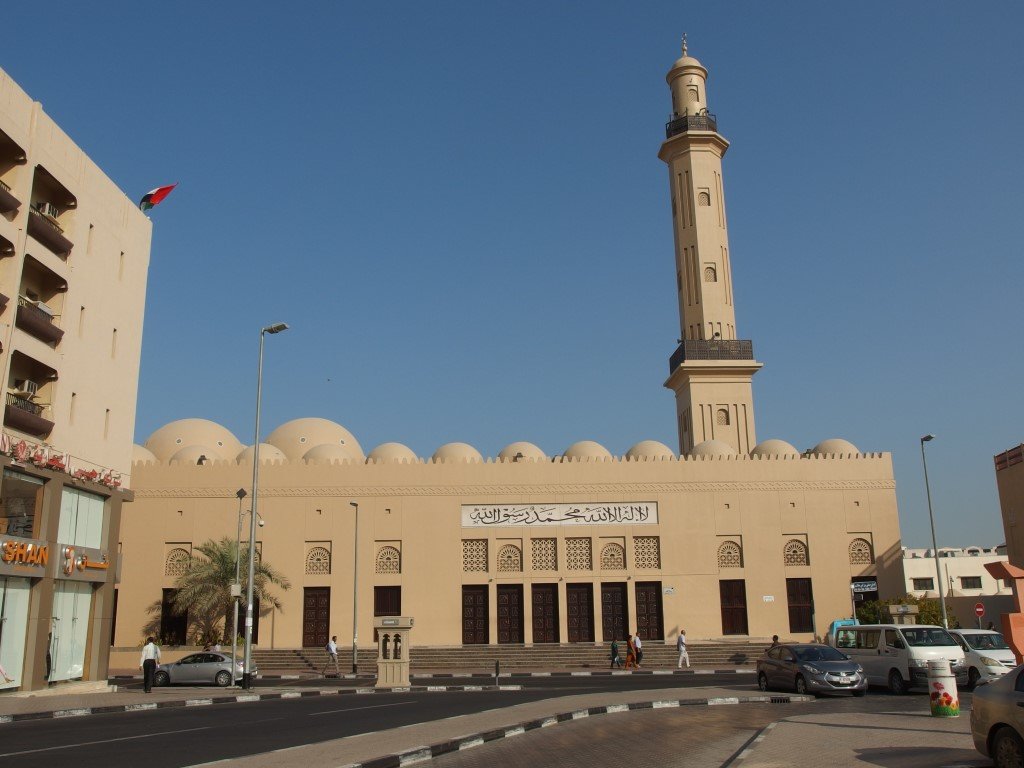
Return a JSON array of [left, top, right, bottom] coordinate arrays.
[[770, 634, 780, 648], [677, 629, 690, 669], [609, 639, 623, 669], [633, 631, 643, 668], [140, 636, 161, 693], [624, 634, 638, 670], [322, 635, 341, 677]]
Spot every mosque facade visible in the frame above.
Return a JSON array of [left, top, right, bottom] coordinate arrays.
[[113, 46, 904, 654]]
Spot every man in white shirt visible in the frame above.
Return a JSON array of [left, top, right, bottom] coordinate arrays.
[[322, 635, 340, 677], [633, 631, 643, 668], [677, 629, 690, 668], [140, 637, 161, 693]]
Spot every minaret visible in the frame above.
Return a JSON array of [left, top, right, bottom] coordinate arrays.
[[660, 39, 763, 455]]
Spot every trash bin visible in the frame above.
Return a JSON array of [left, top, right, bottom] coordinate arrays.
[[927, 659, 959, 717]]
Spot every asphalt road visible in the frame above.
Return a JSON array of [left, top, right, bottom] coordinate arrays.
[[0, 677, 965, 768]]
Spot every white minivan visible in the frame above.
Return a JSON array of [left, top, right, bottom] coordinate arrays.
[[949, 629, 1017, 688], [834, 624, 967, 694]]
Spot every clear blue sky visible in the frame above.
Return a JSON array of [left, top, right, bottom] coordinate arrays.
[[4, 3, 1022, 548]]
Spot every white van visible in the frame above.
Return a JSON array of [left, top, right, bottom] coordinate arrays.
[[949, 629, 1017, 688], [834, 624, 967, 694]]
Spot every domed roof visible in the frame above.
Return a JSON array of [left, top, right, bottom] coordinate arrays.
[[236, 443, 287, 463], [671, 54, 705, 71], [498, 442, 546, 462], [432, 442, 483, 463], [812, 438, 860, 456], [563, 440, 612, 460], [303, 443, 360, 463], [751, 439, 801, 457], [132, 444, 157, 464], [266, 418, 364, 461], [626, 440, 676, 460], [690, 439, 737, 457], [169, 445, 214, 465], [367, 442, 418, 464], [145, 419, 244, 462]]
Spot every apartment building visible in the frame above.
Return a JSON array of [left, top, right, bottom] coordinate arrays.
[[0, 66, 151, 690]]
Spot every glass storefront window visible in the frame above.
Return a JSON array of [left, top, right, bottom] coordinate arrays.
[[0, 577, 30, 690], [58, 487, 105, 549], [0, 470, 45, 538], [50, 581, 93, 682]]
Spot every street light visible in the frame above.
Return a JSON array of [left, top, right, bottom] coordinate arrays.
[[231, 488, 247, 684], [242, 322, 289, 690], [920, 434, 949, 629], [350, 501, 359, 674]]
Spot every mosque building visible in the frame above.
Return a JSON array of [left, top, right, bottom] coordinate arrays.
[[113, 44, 904, 656]]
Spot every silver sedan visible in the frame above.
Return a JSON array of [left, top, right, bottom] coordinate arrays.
[[971, 663, 1024, 767], [153, 652, 253, 687]]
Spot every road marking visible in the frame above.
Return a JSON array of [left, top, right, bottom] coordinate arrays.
[[459, 737, 483, 750], [708, 697, 740, 705], [0, 725, 212, 757], [308, 701, 416, 716], [605, 704, 629, 713], [398, 747, 431, 765], [653, 700, 680, 708], [53, 708, 91, 718], [504, 726, 524, 738]]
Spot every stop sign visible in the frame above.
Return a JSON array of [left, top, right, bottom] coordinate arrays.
[[975, 602, 985, 617]]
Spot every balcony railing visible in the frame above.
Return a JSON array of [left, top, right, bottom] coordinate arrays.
[[669, 339, 754, 373], [4, 393, 53, 438], [665, 112, 718, 139], [0, 179, 19, 215], [16, 297, 64, 345], [26, 209, 73, 257]]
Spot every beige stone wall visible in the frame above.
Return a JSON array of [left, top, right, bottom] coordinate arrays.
[[116, 448, 902, 649]]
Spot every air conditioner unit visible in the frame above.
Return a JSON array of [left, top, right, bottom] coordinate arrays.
[[36, 202, 59, 219], [12, 379, 38, 398]]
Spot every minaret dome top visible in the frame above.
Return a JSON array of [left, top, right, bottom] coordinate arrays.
[[666, 35, 709, 117]]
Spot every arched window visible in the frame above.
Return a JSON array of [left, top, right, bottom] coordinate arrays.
[[497, 544, 522, 573], [716, 408, 730, 426], [849, 538, 873, 565], [697, 191, 711, 207], [305, 546, 331, 575], [704, 266, 717, 282], [784, 539, 809, 566], [717, 540, 742, 568], [600, 543, 626, 570], [165, 548, 191, 577], [376, 545, 401, 574]]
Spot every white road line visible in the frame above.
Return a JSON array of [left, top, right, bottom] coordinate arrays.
[[0, 725, 212, 757], [308, 701, 416, 717]]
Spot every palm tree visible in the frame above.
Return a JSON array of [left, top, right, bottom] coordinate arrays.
[[164, 537, 290, 645]]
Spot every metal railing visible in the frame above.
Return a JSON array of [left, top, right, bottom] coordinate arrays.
[[0, 179, 10, 193], [669, 339, 754, 372], [665, 112, 718, 139], [28, 208, 64, 234], [17, 296, 58, 325], [6, 392, 43, 416]]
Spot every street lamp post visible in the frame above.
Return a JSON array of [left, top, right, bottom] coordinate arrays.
[[920, 434, 949, 629], [350, 501, 359, 674], [242, 322, 288, 690], [231, 488, 247, 684]]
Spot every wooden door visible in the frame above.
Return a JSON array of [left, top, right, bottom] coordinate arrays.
[[719, 579, 749, 635], [566, 583, 594, 643], [635, 581, 664, 640], [531, 584, 559, 643], [374, 586, 401, 616], [462, 585, 489, 645], [601, 582, 628, 642], [786, 578, 814, 633], [302, 587, 330, 647], [497, 585, 524, 644]]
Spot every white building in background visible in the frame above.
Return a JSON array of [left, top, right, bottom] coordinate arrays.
[[903, 546, 1011, 599]]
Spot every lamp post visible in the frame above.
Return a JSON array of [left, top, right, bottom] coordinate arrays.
[[350, 501, 359, 674], [920, 434, 949, 629], [231, 488, 247, 684], [242, 322, 288, 690]]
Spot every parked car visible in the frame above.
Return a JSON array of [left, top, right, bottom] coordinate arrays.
[[757, 643, 867, 696], [950, 629, 1018, 688], [153, 652, 253, 687], [834, 624, 967, 694], [971, 663, 1024, 767]]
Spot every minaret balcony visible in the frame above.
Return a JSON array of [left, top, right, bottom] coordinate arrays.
[[669, 339, 754, 373], [665, 112, 718, 139]]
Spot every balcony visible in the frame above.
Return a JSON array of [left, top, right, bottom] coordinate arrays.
[[16, 297, 63, 345], [669, 339, 754, 373], [27, 209, 73, 258], [0, 233, 12, 257], [0, 179, 19, 214], [0, 293, 8, 313], [4, 393, 54, 438], [665, 112, 718, 139]]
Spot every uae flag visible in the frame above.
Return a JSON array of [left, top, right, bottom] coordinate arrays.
[[139, 183, 177, 211]]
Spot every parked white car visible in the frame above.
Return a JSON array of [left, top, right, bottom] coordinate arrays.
[[834, 624, 967, 694], [950, 629, 1017, 688]]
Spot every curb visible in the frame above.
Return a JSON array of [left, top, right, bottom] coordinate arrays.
[[0, 684, 522, 725], [109, 668, 752, 682], [722, 721, 778, 767], [341, 694, 812, 768]]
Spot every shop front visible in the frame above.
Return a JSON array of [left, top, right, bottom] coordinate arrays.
[[0, 535, 49, 690]]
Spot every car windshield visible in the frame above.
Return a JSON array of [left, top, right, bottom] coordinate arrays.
[[900, 628, 957, 647], [793, 646, 847, 662], [965, 633, 1011, 651]]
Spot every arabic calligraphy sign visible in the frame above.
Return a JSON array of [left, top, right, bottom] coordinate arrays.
[[50, 543, 111, 583], [462, 503, 658, 528]]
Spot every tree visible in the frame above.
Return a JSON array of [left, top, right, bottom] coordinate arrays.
[[146, 537, 291, 645], [856, 594, 960, 628]]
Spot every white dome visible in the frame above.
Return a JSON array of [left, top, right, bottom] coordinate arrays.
[[751, 439, 801, 457], [432, 442, 483, 463], [563, 440, 612, 460], [367, 442, 418, 463], [145, 419, 243, 461], [132, 444, 157, 464], [812, 438, 860, 455], [303, 443, 360, 463], [169, 445, 213, 465], [626, 440, 676, 460], [498, 442, 546, 462], [690, 439, 737, 457], [236, 443, 287, 463], [266, 418, 364, 461]]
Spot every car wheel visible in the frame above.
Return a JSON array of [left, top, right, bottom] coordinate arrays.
[[758, 672, 770, 692], [154, 670, 170, 687], [967, 667, 981, 690], [795, 675, 808, 695], [852, 690, 866, 698], [888, 669, 907, 696], [215, 670, 232, 687], [992, 726, 1024, 768]]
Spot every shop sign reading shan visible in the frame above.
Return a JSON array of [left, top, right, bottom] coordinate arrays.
[[0, 534, 49, 577], [462, 503, 658, 527]]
